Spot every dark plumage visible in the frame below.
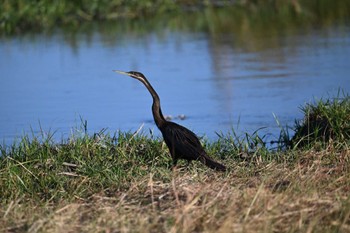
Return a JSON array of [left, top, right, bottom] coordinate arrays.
[[114, 70, 226, 172]]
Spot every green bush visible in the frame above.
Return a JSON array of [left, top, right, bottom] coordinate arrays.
[[291, 91, 350, 149]]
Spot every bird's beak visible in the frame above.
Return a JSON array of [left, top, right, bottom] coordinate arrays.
[[113, 70, 129, 76], [113, 70, 138, 78]]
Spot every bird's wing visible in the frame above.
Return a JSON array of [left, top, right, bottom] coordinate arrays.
[[162, 122, 204, 160]]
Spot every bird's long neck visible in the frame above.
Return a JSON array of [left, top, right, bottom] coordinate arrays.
[[139, 77, 166, 128]]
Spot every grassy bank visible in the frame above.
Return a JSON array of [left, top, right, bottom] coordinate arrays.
[[1, 0, 350, 34], [1, 94, 350, 232]]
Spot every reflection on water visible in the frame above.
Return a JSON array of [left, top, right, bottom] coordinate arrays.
[[1, 6, 350, 145]]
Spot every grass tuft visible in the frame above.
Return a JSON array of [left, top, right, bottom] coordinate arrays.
[[291, 90, 350, 150]]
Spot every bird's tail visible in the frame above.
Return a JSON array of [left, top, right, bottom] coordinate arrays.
[[200, 154, 226, 172]]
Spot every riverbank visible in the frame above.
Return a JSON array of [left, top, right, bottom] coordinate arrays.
[[1, 0, 349, 34], [0, 136, 349, 232], [1, 93, 349, 232]]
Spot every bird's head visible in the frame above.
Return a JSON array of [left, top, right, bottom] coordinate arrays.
[[113, 70, 146, 82]]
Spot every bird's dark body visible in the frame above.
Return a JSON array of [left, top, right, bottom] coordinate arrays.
[[160, 121, 226, 171], [160, 121, 203, 163], [114, 70, 226, 171]]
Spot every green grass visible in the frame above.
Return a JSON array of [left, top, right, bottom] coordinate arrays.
[[292, 90, 350, 149], [1, 93, 350, 232], [0, 130, 170, 202]]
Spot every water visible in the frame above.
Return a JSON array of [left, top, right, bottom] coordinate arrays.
[[1, 14, 350, 145]]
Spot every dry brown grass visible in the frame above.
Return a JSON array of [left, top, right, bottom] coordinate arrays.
[[1, 149, 350, 233]]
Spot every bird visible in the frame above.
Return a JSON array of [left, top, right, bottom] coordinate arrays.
[[113, 70, 226, 172]]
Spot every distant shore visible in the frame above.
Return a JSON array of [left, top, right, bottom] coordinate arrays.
[[2, 0, 349, 34]]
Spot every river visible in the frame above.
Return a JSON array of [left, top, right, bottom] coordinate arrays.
[[1, 8, 350, 145]]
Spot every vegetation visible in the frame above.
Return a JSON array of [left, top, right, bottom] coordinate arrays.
[[1, 94, 350, 232], [1, 0, 350, 35], [292, 91, 350, 149]]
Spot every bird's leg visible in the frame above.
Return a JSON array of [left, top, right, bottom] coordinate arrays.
[[169, 144, 178, 170], [171, 158, 178, 170]]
